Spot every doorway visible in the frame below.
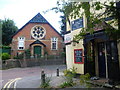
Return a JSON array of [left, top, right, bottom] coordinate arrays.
[[98, 42, 106, 77], [34, 46, 42, 57]]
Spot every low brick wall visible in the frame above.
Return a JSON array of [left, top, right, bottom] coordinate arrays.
[[19, 58, 65, 67], [2, 58, 66, 68], [2, 59, 21, 69]]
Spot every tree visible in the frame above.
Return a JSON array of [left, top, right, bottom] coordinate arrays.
[[60, 15, 66, 36], [0, 19, 2, 46], [2, 18, 18, 45], [52, 0, 120, 41], [44, 1, 70, 36]]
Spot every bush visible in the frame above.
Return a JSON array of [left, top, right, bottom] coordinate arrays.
[[60, 52, 66, 58], [2, 53, 10, 60], [40, 77, 51, 88], [61, 67, 77, 88], [2, 45, 11, 49], [13, 53, 24, 59], [59, 81, 74, 88], [80, 73, 90, 85], [63, 67, 77, 77]]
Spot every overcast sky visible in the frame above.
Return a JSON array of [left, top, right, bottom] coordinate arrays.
[[0, 0, 63, 32]]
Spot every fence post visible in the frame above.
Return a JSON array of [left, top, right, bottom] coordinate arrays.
[[41, 70, 45, 85], [57, 68, 59, 76]]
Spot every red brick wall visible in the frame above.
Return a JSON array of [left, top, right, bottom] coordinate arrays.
[[12, 23, 63, 57]]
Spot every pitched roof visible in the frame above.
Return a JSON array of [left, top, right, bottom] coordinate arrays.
[[13, 13, 61, 37], [29, 13, 48, 23]]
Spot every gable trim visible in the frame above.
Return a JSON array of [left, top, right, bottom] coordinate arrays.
[[12, 13, 62, 38]]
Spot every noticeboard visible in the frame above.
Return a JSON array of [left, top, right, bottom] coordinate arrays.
[[74, 49, 84, 64]]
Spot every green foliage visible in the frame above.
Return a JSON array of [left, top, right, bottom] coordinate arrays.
[[63, 67, 77, 87], [59, 67, 77, 88], [80, 73, 90, 85], [63, 67, 77, 77], [1, 53, 10, 60], [47, 55, 55, 59], [59, 81, 74, 88], [52, 0, 120, 41], [25, 49, 31, 59], [13, 56, 20, 59], [60, 52, 66, 58], [14, 53, 24, 59], [60, 16, 66, 36], [2, 45, 11, 54], [2, 18, 18, 45], [40, 77, 51, 88], [2, 45, 11, 49]]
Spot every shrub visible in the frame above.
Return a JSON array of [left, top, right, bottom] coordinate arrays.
[[2, 53, 10, 60], [40, 76, 51, 88], [59, 81, 74, 88], [60, 52, 66, 58], [61, 67, 77, 88], [63, 67, 77, 77], [2, 45, 11, 49], [80, 73, 90, 85], [25, 49, 31, 59], [14, 53, 24, 59]]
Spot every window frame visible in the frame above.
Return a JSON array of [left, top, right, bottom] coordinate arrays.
[[18, 37, 25, 50], [51, 37, 58, 50]]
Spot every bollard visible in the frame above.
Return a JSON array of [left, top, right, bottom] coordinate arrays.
[[57, 68, 59, 76], [41, 70, 45, 84]]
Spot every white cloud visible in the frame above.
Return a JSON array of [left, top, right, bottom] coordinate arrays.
[[0, 0, 62, 32]]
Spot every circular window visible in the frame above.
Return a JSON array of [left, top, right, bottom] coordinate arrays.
[[31, 25, 46, 39]]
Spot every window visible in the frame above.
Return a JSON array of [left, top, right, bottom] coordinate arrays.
[[31, 25, 46, 40], [18, 37, 25, 50], [74, 49, 84, 64], [51, 37, 58, 50]]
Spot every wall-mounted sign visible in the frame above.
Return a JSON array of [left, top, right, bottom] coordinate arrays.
[[64, 33, 71, 44], [71, 18, 83, 31], [74, 49, 84, 64]]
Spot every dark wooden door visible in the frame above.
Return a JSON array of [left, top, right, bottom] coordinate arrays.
[[106, 41, 120, 81], [98, 42, 106, 77]]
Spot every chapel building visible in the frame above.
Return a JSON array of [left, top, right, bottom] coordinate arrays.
[[11, 13, 63, 57]]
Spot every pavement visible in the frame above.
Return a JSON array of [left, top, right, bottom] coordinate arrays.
[[1, 65, 67, 89], [1, 65, 120, 89], [16, 73, 65, 88]]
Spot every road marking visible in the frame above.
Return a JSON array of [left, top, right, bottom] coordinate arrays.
[[13, 78, 21, 89], [7, 78, 21, 89], [2, 78, 21, 89], [3, 79, 14, 89]]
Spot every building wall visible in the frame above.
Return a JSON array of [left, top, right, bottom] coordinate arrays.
[[65, 18, 85, 74], [12, 23, 63, 57], [65, 1, 119, 76]]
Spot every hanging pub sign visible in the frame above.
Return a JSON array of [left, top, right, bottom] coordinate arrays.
[[74, 49, 84, 64], [71, 18, 83, 31], [64, 33, 71, 44]]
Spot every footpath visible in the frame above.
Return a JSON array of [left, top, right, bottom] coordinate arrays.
[[15, 72, 120, 89]]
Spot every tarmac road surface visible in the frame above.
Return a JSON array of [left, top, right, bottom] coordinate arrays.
[[1, 65, 66, 89]]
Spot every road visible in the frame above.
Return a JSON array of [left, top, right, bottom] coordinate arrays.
[[0, 65, 66, 89]]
